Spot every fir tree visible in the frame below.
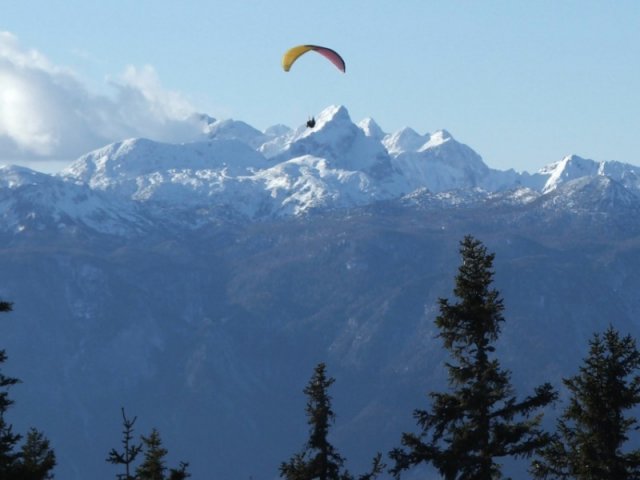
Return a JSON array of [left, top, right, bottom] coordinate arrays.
[[167, 461, 191, 480], [0, 300, 21, 477], [0, 349, 21, 477], [280, 363, 384, 480], [390, 235, 557, 480], [107, 408, 143, 480], [136, 428, 190, 480], [15, 428, 56, 480], [136, 428, 168, 480], [531, 325, 640, 479], [0, 300, 56, 480]]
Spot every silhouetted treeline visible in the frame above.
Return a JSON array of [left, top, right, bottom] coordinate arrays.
[[107, 408, 190, 480], [0, 301, 55, 479]]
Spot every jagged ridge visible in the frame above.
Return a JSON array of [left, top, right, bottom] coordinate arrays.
[[0, 104, 637, 232]]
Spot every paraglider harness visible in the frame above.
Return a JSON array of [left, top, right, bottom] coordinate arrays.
[[306, 117, 316, 129]]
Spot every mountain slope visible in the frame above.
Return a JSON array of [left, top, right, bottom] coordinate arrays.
[[3, 200, 640, 480], [0, 104, 640, 480], [0, 165, 148, 236]]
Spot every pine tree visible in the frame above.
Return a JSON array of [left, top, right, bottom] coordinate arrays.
[[0, 300, 57, 480], [0, 349, 21, 477], [0, 300, 21, 477], [136, 427, 191, 480], [167, 461, 191, 480], [136, 428, 168, 480], [107, 410, 190, 480], [390, 235, 557, 480], [0, 351, 21, 474], [107, 408, 143, 480], [281, 363, 347, 480], [15, 428, 56, 480], [280, 363, 384, 480], [531, 325, 640, 479]]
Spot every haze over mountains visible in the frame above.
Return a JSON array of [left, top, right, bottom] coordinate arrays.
[[1, 105, 640, 479]]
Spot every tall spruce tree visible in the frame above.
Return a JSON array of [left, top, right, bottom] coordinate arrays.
[[16, 428, 56, 480], [531, 325, 640, 479], [0, 300, 21, 476], [280, 363, 384, 480], [107, 409, 190, 480], [0, 300, 56, 480], [0, 349, 21, 477], [107, 408, 143, 480], [136, 428, 168, 480], [167, 461, 191, 480], [390, 235, 557, 480], [136, 428, 190, 480]]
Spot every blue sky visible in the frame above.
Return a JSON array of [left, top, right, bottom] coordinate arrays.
[[2, 1, 639, 173]]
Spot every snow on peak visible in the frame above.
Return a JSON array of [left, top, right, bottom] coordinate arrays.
[[382, 128, 452, 156], [205, 118, 267, 149], [421, 129, 452, 149], [389, 128, 491, 193], [540, 155, 614, 193], [315, 104, 351, 128], [264, 124, 292, 138], [357, 118, 386, 141], [536, 154, 640, 196], [0, 164, 147, 235], [542, 175, 639, 213], [271, 105, 395, 177], [383, 128, 429, 156], [0, 164, 52, 189], [10, 103, 638, 225], [61, 137, 269, 200]]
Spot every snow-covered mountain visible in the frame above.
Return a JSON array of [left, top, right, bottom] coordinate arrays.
[[24, 104, 630, 227], [0, 165, 148, 235], [539, 154, 640, 193], [1, 105, 640, 480]]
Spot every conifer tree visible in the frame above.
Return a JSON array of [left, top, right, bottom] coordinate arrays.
[[167, 461, 191, 480], [390, 235, 557, 480], [280, 362, 384, 480], [16, 428, 56, 480], [136, 428, 190, 480], [0, 349, 21, 476], [0, 300, 21, 477], [107, 408, 143, 480], [0, 300, 56, 480], [531, 325, 640, 479], [136, 428, 168, 480]]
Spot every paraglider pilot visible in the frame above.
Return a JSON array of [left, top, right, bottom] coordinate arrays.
[[306, 117, 316, 129]]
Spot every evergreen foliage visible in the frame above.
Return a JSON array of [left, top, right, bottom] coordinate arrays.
[[136, 429, 168, 480], [280, 362, 384, 480], [107, 408, 143, 480], [531, 325, 640, 479], [167, 461, 191, 480], [107, 409, 190, 480], [0, 301, 20, 477], [0, 301, 56, 480], [0, 351, 21, 477], [390, 235, 557, 480], [15, 428, 57, 480]]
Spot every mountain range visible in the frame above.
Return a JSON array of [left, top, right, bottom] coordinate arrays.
[[1, 105, 640, 479]]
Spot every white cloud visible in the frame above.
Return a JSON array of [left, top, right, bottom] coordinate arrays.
[[0, 32, 206, 170]]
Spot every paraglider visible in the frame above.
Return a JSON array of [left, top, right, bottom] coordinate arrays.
[[282, 45, 345, 129], [282, 45, 346, 73]]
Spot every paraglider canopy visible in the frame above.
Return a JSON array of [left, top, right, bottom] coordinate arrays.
[[282, 45, 346, 73]]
